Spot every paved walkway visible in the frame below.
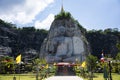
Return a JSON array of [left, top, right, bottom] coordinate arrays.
[[45, 76, 83, 80]]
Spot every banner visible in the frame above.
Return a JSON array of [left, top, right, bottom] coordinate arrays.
[[16, 54, 21, 64]]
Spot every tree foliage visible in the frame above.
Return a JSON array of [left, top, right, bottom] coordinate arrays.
[[0, 19, 48, 56], [86, 28, 119, 58], [116, 53, 120, 61], [86, 54, 98, 72], [0, 56, 14, 74], [86, 54, 98, 80], [55, 11, 72, 20], [116, 42, 120, 52]]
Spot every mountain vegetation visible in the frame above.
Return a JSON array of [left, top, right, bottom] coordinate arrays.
[[0, 19, 47, 57], [0, 14, 120, 59], [0, 12, 120, 75], [86, 28, 120, 58]]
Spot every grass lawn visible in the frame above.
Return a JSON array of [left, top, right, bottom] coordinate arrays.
[[0, 73, 120, 80], [83, 73, 120, 80], [0, 74, 36, 80]]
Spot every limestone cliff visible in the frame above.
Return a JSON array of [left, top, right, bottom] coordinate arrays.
[[40, 12, 90, 63]]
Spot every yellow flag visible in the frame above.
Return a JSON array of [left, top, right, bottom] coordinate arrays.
[[46, 64, 49, 69], [53, 63, 56, 66], [81, 61, 86, 68], [8, 65, 10, 68], [16, 54, 21, 64]]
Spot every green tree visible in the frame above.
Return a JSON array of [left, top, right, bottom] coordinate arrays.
[[86, 28, 119, 58], [86, 54, 98, 80], [32, 58, 47, 80], [116, 53, 120, 61], [116, 42, 120, 52], [55, 10, 73, 20], [0, 56, 14, 74], [115, 42, 120, 73]]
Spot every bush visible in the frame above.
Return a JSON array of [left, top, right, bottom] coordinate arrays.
[[55, 11, 73, 20], [25, 64, 33, 72]]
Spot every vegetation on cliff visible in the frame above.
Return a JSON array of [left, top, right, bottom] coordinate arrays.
[[0, 14, 120, 59]]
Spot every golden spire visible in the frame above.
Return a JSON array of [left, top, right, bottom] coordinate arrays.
[[61, 0, 64, 13]]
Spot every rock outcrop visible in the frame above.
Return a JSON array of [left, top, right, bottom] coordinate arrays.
[[40, 14, 90, 63], [0, 46, 12, 57], [0, 19, 47, 59]]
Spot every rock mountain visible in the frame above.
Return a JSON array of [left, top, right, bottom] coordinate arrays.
[[40, 11, 90, 63]]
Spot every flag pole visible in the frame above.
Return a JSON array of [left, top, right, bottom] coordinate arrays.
[[108, 61, 112, 80], [19, 63, 20, 80], [13, 57, 16, 80], [16, 54, 21, 80]]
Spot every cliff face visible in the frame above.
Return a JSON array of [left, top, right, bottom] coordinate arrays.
[[0, 19, 47, 57], [40, 18, 90, 63]]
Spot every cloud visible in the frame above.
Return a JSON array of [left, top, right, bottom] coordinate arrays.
[[35, 14, 54, 30], [0, 0, 54, 24]]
